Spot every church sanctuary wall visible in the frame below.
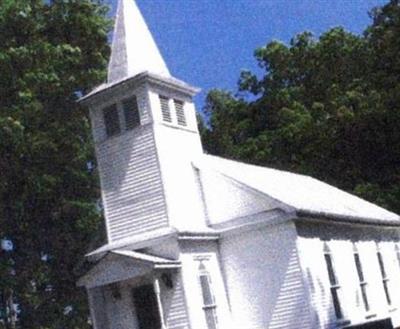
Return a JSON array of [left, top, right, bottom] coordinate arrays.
[[296, 220, 400, 329], [89, 83, 169, 242], [179, 239, 233, 329], [219, 220, 313, 329]]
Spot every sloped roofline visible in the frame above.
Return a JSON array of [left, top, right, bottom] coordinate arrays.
[[79, 71, 200, 106], [194, 154, 400, 227]]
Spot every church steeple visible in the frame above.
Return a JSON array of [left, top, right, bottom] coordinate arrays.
[[107, 0, 171, 83], [82, 0, 205, 244]]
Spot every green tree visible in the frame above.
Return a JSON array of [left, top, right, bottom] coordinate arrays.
[[201, 0, 400, 214], [0, 1, 110, 328]]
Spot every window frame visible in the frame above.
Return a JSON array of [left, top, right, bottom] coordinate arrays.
[[174, 99, 187, 126], [376, 244, 391, 306], [353, 243, 370, 312], [159, 95, 172, 123], [122, 95, 140, 130], [197, 261, 218, 329], [323, 243, 343, 320], [103, 104, 121, 138]]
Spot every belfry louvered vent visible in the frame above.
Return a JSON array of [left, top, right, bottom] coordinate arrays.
[[159, 95, 172, 122], [103, 104, 120, 137], [174, 100, 186, 126], [123, 95, 140, 129]]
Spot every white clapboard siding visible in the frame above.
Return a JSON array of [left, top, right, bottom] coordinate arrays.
[[296, 222, 400, 329], [165, 274, 190, 329], [97, 124, 168, 242], [220, 221, 312, 329]]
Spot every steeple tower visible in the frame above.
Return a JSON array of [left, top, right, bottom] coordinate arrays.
[[108, 0, 170, 83], [80, 0, 206, 244]]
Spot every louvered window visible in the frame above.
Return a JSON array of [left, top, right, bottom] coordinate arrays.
[[159, 95, 172, 122], [324, 244, 343, 319], [377, 244, 391, 305], [353, 243, 370, 312], [103, 104, 120, 137], [122, 96, 140, 130], [174, 100, 186, 126], [198, 262, 218, 329]]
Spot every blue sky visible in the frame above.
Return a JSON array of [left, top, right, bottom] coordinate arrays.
[[108, 0, 387, 111]]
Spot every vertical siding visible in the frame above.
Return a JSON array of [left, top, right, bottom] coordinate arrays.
[[97, 124, 168, 242], [220, 221, 312, 329]]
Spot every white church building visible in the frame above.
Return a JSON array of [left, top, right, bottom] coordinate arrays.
[[77, 1, 400, 329]]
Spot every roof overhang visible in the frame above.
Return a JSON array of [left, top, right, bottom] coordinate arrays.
[[79, 71, 200, 107], [77, 249, 180, 288], [86, 227, 177, 261], [296, 209, 400, 227]]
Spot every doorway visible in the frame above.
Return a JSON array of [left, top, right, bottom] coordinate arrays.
[[132, 284, 161, 329]]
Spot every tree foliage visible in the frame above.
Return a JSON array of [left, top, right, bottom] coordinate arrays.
[[201, 0, 400, 214], [0, 1, 110, 328]]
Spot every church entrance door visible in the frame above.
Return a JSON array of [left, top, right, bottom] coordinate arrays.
[[132, 284, 161, 329]]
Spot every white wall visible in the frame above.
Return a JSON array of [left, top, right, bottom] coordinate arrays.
[[296, 221, 400, 329], [179, 240, 233, 329], [89, 83, 170, 243], [160, 272, 191, 329], [219, 221, 312, 329], [148, 86, 207, 232]]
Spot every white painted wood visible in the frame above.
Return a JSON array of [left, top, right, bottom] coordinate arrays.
[[180, 241, 233, 329], [108, 0, 170, 83], [194, 155, 400, 224], [197, 167, 283, 225], [161, 272, 190, 329], [81, 2, 400, 329], [220, 221, 312, 329], [97, 123, 168, 242], [296, 222, 400, 328]]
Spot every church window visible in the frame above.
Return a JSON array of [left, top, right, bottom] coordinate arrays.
[[376, 244, 391, 305], [174, 100, 186, 126], [159, 95, 172, 122], [122, 95, 140, 129], [198, 262, 218, 329], [103, 104, 120, 137], [353, 243, 370, 312], [324, 243, 343, 319]]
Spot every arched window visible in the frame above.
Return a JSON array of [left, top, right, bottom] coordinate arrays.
[[323, 243, 343, 319], [198, 262, 218, 329], [353, 243, 370, 312]]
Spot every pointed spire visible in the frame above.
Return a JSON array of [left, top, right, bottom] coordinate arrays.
[[107, 0, 171, 83]]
